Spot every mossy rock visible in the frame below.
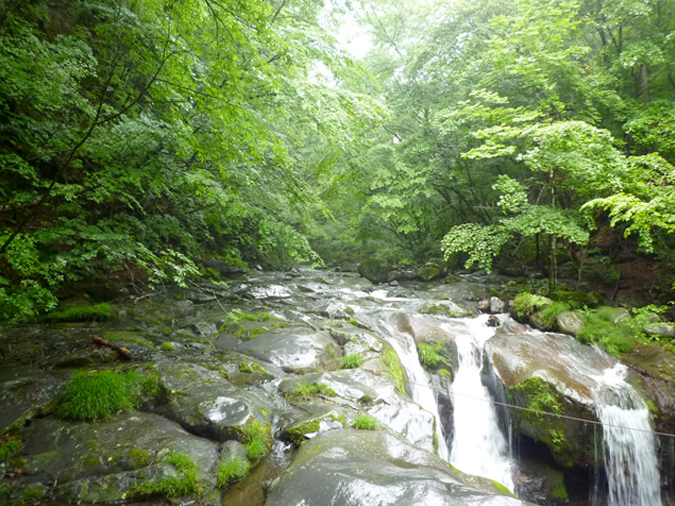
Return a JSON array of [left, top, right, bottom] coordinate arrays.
[[358, 258, 391, 284], [418, 265, 442, 282]]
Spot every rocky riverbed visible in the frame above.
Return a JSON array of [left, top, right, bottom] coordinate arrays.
[[1, 269, 674, 506]]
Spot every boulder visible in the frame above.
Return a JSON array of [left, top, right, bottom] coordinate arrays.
[[358, 258, 391, 284], [0, 366, 62, 433], [555, 311, 585, 336], [9, 412, 219, 504], [236, 327, 340, 373], [486, 326, 616, 467], [155, 362, 272, 441], [265, 429, 536, 506]]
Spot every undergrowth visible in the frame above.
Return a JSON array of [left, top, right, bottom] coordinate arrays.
[[241, 419, 272, 461], [57, 369, 157, 421], [42, 303, 113, 322], [417, 342, 443, 368], [353, 414, 378, 430], [577, 307, 635, 357], [288, 382, 337, 401], [341, 353, 363, 369], [217, 456, 251, 487], [381, 345, 407, 395]]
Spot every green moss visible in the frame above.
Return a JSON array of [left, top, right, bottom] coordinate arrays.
[[57, 369, 156, 421], [329, 413, 347, 427], [225, 309, 273, 324], [241, 419, 272, 461], [347, 318, 359, 326], [217, 457, 251, 487], [238, 361, 269, 374], [419, 266, 440, 281], [513, 377, 561, 422], [381, 345, 407, 395], [285, 419, 321, 446], [134, 451, 203, 497], [129, 448, 152, 468], [490, 479, 515, 496], [42, 303, 113, 322], [161, 342, 177, 351], [288, 382, 337, 401], [512, 293, 550, 318], [578, 307, 635, 356], [0, 438, 22, 462], [341, 353, 363, 369], [439, 369, 453, 381], [417, 342, 443, 368], [538, 301, 572, 328], [353, 414, 378, 430]]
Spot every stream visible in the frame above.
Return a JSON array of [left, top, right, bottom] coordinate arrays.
[[0, 268, 668, 506]]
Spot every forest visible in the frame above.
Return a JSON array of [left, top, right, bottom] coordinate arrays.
[[1, 0, 675, 324], [3, 2, 675, 505]]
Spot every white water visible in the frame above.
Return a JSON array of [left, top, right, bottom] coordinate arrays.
[[445, 315, 514, 491], [380, 319, 450, 461], [593, 364, 662, 506]]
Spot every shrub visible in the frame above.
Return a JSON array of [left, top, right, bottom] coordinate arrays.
[[57, 369, 156, 421], [217, 457, 251, 487], [353, 414, 378, 430], [341, 354, 363, 369]]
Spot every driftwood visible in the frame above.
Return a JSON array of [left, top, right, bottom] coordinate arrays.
[[93, 335, 132, 360]]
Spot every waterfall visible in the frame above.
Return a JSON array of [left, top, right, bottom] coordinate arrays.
[[380, 319, 450, 461], [593, 364, 662, 506], [444, 315, 515, 491]]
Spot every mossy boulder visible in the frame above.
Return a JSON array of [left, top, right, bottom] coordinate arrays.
[[486, 328, 615, 468], [555, 311, 585, 336], [155, 362, 272, 441], [358, 258, 391, 284], [515, 458, 568, 505], [418, 264, 442, 282], [7, 412, 219, 504]]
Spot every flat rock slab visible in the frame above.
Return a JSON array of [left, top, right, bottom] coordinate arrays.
[[236, 327, 339, 373], [156, 362, 272, 440], [0, 366, 62, 433], [265, 429, 536, 506], [11, 412, 219, 504]]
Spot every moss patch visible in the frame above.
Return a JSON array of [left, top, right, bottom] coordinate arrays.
[[381, 344, 407, 395], [134, 451, 203, 497], [285, 419, 321, 446], [353, 414, 378, 430], [41, 302, 114, 322], [217, 456, 251, 487], [287, 382, 337, 401]]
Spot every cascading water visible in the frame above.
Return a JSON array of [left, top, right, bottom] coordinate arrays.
[[444, 315, 515, 491], [379, 318, 450, 461], [593, 363, 662, 506]]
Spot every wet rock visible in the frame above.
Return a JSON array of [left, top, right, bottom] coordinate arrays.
[[490, 296, 506, 314], [265, 429, 535, 506], [419, 300, 471, 317], [358, 258, 391, 284], [514, 458, 569, 505], [0, 366, 62, 433], [486, 327, 615, 467], [555, 311, 585, 336], [155, 362, 272, 440], [10, 412, 219, 504], [279, 370, 438, 454], [249, 285, 293, 299], [236, 327, 340, 373], [644, 322, 675, 339], [418, 264, 442, 281]]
